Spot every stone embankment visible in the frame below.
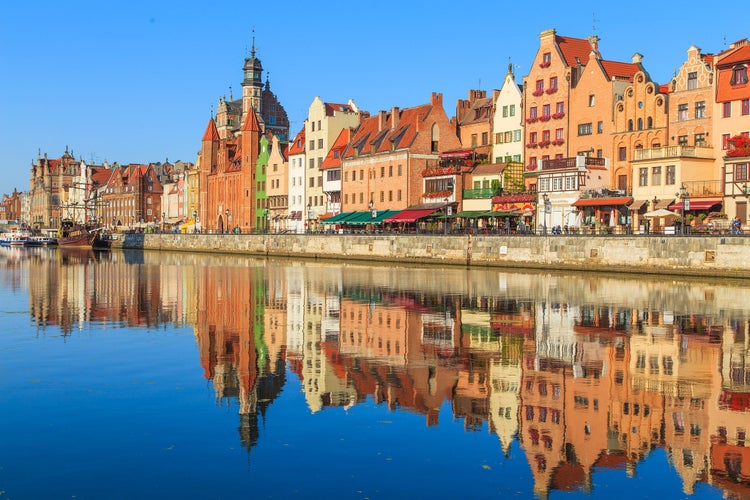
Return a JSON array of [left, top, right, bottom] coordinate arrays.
[[114, 233, 750, 279]]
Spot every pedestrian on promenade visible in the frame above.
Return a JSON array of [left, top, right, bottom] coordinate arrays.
[[733, 216, 742, 235]]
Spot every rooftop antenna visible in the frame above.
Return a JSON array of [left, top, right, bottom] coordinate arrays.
[[229, 85, 233, 101]]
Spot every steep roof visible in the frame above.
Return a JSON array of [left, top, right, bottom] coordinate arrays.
[[288, 126, 306, 155], [556, 35, 594, 67], [600, 60, 640, 82], [241, 107, 262, 132], [457, 96, 494, 125], [345, 103, 433, 158], [717, 43, 750, 67], [320, 128, 351, 170], [202, 118, 219, 141]]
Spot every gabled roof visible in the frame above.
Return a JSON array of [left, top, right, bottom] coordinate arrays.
[[717, 43, 750, 67], [600, 60, 640, 82], [241, 107, 261, 132], [202, 118, 219, 141], [555, 35, 594, 67], [90, 166, 112, 186], [321, 128, 351, 170], [457, 96, 494, 125], [288, 126, 306, 155], [471, 163, 505, 175]]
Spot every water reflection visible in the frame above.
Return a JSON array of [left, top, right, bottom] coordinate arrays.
[[3, 246, 750, 498]]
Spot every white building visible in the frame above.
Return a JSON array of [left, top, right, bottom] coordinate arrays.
[[492, 64, 524, 164]]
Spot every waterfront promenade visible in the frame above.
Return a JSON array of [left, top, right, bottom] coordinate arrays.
[[115, 232, 750, 280]]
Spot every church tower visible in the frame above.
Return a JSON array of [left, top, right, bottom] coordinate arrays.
[[242, 37, 263, 115]]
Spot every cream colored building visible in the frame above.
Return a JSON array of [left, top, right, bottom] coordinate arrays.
[[493, 64, 524, 165]]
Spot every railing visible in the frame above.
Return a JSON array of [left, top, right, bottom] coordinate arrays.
[[681, 180, 723, 196], [540, 156, 607, 171], [463, 188, 496, 199], [633, 145, 714, 161]]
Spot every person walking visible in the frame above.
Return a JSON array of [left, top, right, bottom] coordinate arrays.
[[732, 216, 742, 235]]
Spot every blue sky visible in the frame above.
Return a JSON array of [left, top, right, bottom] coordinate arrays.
[[1, 0, 747, 193]]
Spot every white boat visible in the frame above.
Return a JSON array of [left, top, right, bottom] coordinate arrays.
[[5, 229, 31, 247]]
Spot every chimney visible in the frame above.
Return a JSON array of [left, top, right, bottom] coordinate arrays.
[[587, 35, 599, 53], [391, 107, 400, 128], [631, 52, 643, 64], [378, 110, 387, 131], [431, 92, 443, 106]]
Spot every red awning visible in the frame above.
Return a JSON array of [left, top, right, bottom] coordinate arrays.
[[670, 199, 722, 211], [439, 149, 473, 159], [384, 208, 439, 223], [572, 196, 633, 207]]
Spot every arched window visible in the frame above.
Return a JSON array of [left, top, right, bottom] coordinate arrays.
[[628, 119, 633, 132], [637, 118, 643, 130], [647, 117, 653, 129], [431, 124, 439, 152]]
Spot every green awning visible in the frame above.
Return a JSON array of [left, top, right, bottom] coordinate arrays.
[[455, 210, 489, 218], [320, 211, 360, 224], [347, 209, 400, 225]]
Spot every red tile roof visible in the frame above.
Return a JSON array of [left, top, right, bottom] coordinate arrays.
[[325, 102, 356, 116], [288, 126, 305, 155], [717, 41, 750, 66], [241, 107, 261, 132], [202, 118, 219, 141], [600, 60, 640, 82], [556, 35, 594, 67], [345, 103, 433, 158], [320, 128, 351, 169]]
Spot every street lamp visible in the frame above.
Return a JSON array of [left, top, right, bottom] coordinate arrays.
[[162, 211, 165, 233], [677, 185, 689, 235], [444, 197, 450, 235], [225, 209, 230, 234], [265, 208, 270, 234], [192, 210, 197, 234]]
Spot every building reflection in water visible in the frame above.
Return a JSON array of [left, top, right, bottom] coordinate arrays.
[[8, 245, 750, 498]]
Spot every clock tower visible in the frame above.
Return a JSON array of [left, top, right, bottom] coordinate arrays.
[[241, 37, 263, 115]]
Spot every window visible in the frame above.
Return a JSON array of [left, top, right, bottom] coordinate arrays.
[[509, 104, 515, 116], [380, 166, 385, 178], [695, 133, 705, 146], [318, 139, 323, 149], [647, 117, 653, 129], [514, 130, 522, 142], [678, 103, 688, 121], [578, 123, 592, 136], [530, 106, 538, 119], [495, 132, 503, 144], [695, 101, 706, 119], [637, 118, 643, 130], [588, 94, 595, 106], [311, 121, 315, 132], [731, 65, 748, 85], [628, 119, 633, 131], [352, 170, 356, 181], [530, 132, 538, 144], [724, 102, 732, 118], [678, 135, 688, 146], [619, 147, 627, 161], [743, 99, 750, 115], [502, 105, 508, 117], [471, 134, 477, 147], [542, 130, 550, 142], [543, 52, 551, 64], [597, 121, 603, 133], [504, 131, 512, 143], [556, 102, 564, 114], [542, 104, 550, 117], [639, 167, 648, 186], [388, 165, 393, 177], [536, 79, 544, 92], [736, 164, 749, 181], [397, 189, 402, 201], [309, 140, 315, 150], [482, 132, 488, 145], [652, 166, 662, 185], [687, 71, 698, 90], [549, 76, 558, 90], [555, 128, 563, 140], [398, 164, 403, 176], [723, 133, 732, 150], [666, 165, 676, 185]]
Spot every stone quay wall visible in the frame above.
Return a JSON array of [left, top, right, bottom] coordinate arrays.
[[115, 233, 750, 279]]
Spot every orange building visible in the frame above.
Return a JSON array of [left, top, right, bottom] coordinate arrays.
[[341, 92, 462, 212]]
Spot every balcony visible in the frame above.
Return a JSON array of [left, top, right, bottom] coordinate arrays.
[[540, 156, 608, 171], [634, 145, 714, 161], [681, 180, 723, 197], [463, 188, 496, 199]]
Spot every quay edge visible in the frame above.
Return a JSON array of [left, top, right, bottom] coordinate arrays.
[[113, 233, 750, 280]]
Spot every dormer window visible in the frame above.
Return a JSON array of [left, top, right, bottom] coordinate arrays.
[[731, 65, 748, 86]]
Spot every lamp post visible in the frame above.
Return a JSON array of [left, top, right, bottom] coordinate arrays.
[[677, 185, 689, 235], [192, 210, 198, 234], [162, 211, 165, 233], [444, 197, 451, 235], [225, 209, 230, 234], [265, 208, 270, 234]]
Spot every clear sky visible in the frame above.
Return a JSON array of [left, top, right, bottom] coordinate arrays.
[[1, 0, 747, 194]]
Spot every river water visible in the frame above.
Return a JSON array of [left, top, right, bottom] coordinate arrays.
[[0, 246, 748, 499]]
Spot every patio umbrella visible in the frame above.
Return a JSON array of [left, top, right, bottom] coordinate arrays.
[[643, 208, 679, 217]]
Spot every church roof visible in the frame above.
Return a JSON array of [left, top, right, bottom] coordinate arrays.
[[241, 107, 262, 132]]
